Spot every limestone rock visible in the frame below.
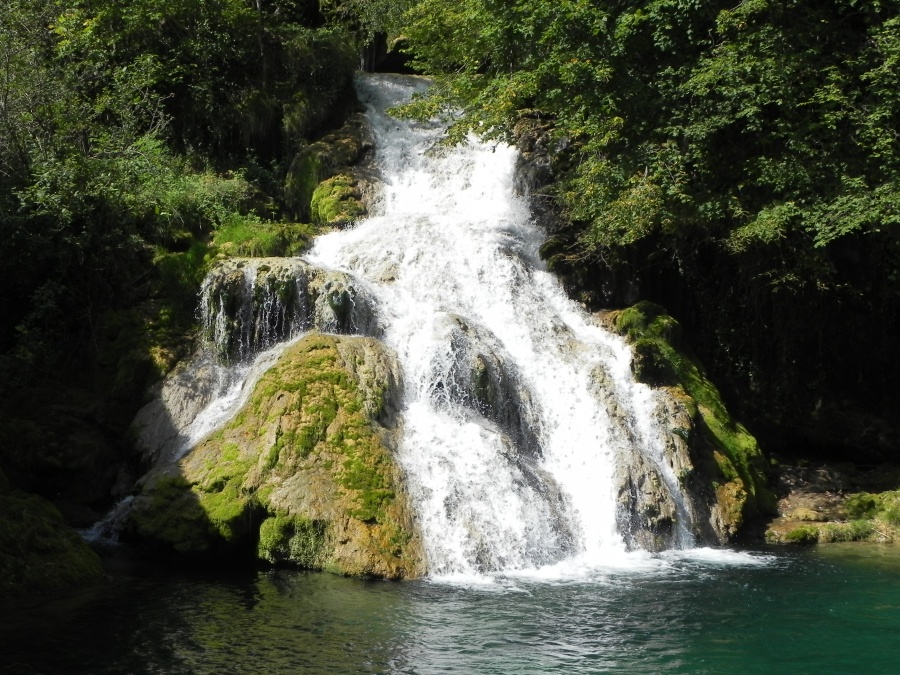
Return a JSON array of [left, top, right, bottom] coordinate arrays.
[[199, 257, 380, 362], [285, 112, 373, 222], [427, 314, 541, 457], [604, 301, 775, 544], [124, 333, 424, 579]]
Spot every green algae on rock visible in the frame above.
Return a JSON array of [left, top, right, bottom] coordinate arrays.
[[607, 301, 775, 541], [0, 476, 103, 596], [126, 333, 424, 579], [310, 174, 366, 227]]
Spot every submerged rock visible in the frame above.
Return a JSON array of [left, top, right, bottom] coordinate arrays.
[[124, 333, 424, 579], [604, 301, 775, 544]]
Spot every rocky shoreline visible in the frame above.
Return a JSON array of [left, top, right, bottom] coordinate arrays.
[[765, 462, 900, 544]]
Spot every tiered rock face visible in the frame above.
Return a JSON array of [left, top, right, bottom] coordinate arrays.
[[125, 333, 424, 579], [605, 302, 775, 545]]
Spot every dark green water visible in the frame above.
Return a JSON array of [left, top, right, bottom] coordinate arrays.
[[2, 545, 899, 674]]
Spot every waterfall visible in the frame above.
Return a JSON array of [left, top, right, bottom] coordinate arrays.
[[119, 74, 699, 574], [305, 74, 696, 576]]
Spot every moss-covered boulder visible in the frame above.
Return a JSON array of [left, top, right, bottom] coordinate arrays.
[[0, 473, 104, 596], [284, 113, 371, 222], [125, 333, 424, 579], [310, 174, 366, 227], [608, 301, 775, 541]]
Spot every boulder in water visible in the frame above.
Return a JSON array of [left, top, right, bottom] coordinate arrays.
[[606, 301, 776, 543], [123, 333, 424, 579], [0, 469, 103, 596]]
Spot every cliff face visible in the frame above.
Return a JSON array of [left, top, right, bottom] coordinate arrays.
[[125, 333, 425, 579]]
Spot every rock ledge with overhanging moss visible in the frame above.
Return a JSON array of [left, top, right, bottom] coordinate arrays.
[[603, 301, 776, 542], [124, 333, 424, 579]]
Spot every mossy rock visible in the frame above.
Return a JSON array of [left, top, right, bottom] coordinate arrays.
[[126, 333, 423, 578], [212, 220, 322, 259], [610, 301, 775, 539], [310, 174, 366, 227], [284, 114, 368, 221], [0, 487, 103, 596]]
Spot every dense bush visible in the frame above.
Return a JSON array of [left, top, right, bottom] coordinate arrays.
[[0, 0, 360, 387]]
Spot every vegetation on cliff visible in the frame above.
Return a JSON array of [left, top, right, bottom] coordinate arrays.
[[0, 0, 382, 591], [609, 301, 775, 536]]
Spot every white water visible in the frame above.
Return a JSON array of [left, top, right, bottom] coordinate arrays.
[[306, 74, 691, 578]]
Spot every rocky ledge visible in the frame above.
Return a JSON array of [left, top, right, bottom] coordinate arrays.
[[764, 462, 900, 544]]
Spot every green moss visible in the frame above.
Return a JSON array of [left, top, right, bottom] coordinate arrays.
[[612, 301, 775, 523], [310, 174, 365, 227], [129, 474, 216, 553], [257, 513, 327, 568], [128, 334, 418, 576], [212, 218, 320, 258], [784, 525, 820, 544], [0, 490, 103, 596], [284, 123, 363, 221]]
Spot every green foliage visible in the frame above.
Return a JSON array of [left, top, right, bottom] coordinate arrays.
[[844, 493, 879, 520], [0, 0, 358, 397], [784, 525, 819, 544], [817, 520, 876, 544], [401, 0, 899, 258], [213, 219, 320, 258], [844, 490, 900, 528], [400, 0, 900, 450]]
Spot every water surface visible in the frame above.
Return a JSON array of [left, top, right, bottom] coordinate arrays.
[[3, 545, 899, 674]]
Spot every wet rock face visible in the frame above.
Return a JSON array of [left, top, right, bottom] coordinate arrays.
[[129, 355, 230, 469], [427, 314, 541, 458], [601, 302, 776, 546], [200, 257, 379, 362], [123, 333, 424, 579], [588, 364, 687, 551]]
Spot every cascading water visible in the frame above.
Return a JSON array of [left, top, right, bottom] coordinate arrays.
[[306, 74, 697, 577], [108, 73, 699, 570]]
